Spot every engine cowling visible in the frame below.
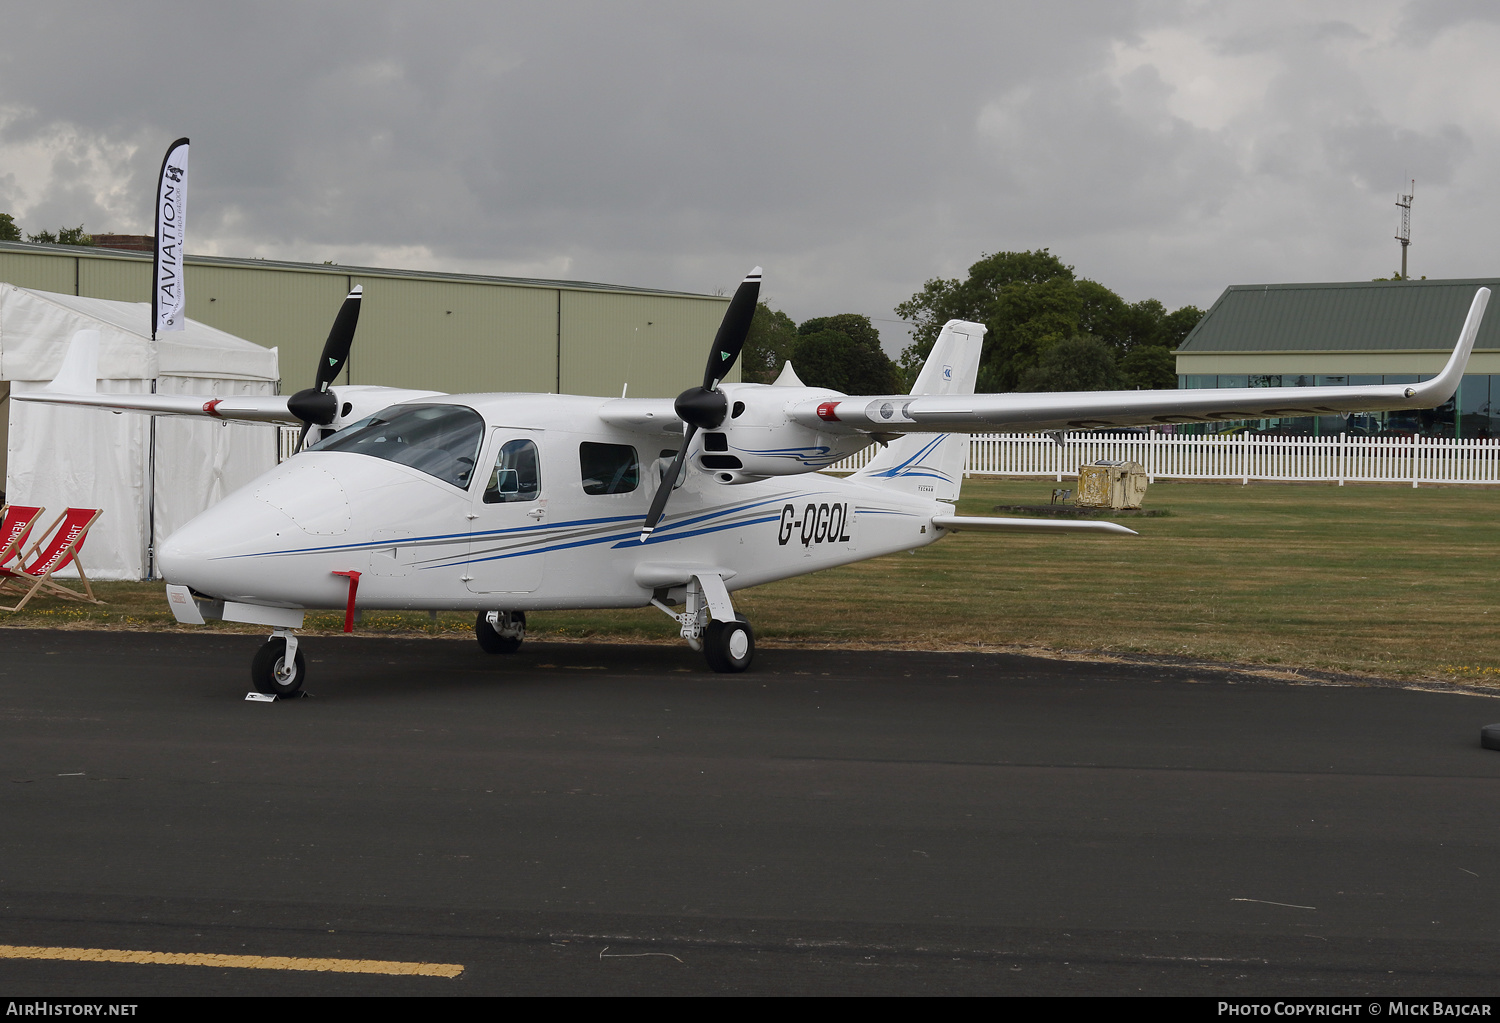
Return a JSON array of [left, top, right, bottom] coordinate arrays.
[[694, 383, 875, 480]]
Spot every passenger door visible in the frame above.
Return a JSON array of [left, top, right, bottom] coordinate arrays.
[[467, 429, 546, 594]]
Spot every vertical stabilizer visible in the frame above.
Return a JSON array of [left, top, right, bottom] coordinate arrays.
[[43, 329, 100, 393], [850, 320, 985, 501]]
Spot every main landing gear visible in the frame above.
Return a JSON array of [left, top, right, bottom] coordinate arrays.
[[476, 610, 526, 654], [651, 574, 754, 673], [251, 628, 306, 698]]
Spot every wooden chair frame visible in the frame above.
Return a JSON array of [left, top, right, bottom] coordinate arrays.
[[0, 508, 105, 612]]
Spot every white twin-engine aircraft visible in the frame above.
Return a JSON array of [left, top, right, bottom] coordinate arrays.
[[18, 271, 1490, 695]]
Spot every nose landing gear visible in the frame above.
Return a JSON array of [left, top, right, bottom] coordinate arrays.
[[251, 629, 306, 697], [476, 610, 526, 654]]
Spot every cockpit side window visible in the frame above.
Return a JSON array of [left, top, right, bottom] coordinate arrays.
[[310, 403, 484, 489], [580, 442, 640, 495], [484, 439, 541, 504]]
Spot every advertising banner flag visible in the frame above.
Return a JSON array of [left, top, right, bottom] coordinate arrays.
[[151, 137, 190, 337]]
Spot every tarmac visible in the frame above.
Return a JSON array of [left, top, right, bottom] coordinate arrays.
[[2, 628, 1499, 996]]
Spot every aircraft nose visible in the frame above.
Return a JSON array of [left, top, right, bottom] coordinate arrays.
[[158, 462, 354, 599]]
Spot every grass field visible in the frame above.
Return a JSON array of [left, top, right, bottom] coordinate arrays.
[[6, 477, 1500, 682]]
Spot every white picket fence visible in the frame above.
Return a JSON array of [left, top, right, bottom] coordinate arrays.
[[825, 433, 1500, 487], [280, 424, 1500, 486]]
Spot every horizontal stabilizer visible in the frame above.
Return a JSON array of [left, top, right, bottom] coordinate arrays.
[[932, 514, 1137, 536]]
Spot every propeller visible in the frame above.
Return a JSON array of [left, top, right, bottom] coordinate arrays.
[[286, 285, 363, 451], [639, 267, 761, 542]]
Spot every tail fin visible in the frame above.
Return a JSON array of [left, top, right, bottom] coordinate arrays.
[[850, 320, 985, 502], [43, 329, 100, 394]]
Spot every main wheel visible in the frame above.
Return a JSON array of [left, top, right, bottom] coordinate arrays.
[[703, 618, 754, 673], [476, 611, 525, 654], [250, 637, 306, 697]]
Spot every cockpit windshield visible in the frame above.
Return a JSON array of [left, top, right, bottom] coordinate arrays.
[[310, 403, 484, 489]]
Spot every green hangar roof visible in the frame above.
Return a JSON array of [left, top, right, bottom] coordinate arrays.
[[1177, 278, 1500, 354]]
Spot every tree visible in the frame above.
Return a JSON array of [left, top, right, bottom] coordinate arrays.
[[798, 313, 882, 351], [897, 249, 1074, 364], [0, 214, 19, 242], [896, 248, 1200, 392], [740, 302, 798, 383], [25, 224, 92, 246], [791, 313, 902, 394], [792, 330, 903, 395], [1119, 344, 1179, 390], [1157, 305, 1204, 349], [1017, 336, 1123, 392]]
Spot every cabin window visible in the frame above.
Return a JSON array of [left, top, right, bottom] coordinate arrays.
[[580, 442, 639, 495], [484, 439, 541, 504], [311, 403, 484, 489]]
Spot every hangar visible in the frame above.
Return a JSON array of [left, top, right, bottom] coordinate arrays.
[[1176, 277, 1500, 437], [0, 239, 731, 485]]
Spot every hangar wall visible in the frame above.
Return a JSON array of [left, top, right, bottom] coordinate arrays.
[[0, 242, 731, 400]]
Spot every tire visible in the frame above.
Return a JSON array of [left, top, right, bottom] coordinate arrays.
[[1482, 723, 1500, 751], [703, 618, 754, 673], [476, 611, 525, 654], [250, 637, 306, 698]]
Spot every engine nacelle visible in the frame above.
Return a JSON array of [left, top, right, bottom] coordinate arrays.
[[694, 383, 875, 478]]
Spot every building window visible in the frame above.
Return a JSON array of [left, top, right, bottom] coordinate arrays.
[[580, 442, 640, 495]]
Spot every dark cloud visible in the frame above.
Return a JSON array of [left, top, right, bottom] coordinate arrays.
[[0, 1, 1492, 351]]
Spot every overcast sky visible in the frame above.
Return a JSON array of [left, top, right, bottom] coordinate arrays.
[[1, 1, 1495, 353]]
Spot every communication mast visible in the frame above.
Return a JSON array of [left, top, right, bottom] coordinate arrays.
[[1395, 180, 1414, 280]]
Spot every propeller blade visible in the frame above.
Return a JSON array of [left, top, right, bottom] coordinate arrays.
[[294, 420, 314, 454], [641, 267, 761, 540], [702, 267, 761, 390], [314, 285, 363, 392], [639, 426, 697, 542]]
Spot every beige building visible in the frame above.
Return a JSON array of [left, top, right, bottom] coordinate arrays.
[[0, 240, 731, 487]]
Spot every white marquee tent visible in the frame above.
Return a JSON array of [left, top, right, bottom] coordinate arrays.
[[1, 284, 281, 580]]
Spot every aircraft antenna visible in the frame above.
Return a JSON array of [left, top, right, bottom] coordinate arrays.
[[1395, 179, 1414, 280]]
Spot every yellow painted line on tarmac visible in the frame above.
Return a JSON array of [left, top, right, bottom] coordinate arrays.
[[0, 944, 463, 978]]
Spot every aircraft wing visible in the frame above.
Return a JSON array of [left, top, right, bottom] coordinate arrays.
[[14, 390, 302, 423], [598, 398, 684, 436], [793, 288, 1490, 435], [11, 326, 447, 428]]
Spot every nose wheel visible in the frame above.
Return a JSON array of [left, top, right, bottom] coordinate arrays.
[[476, 610, 526, 654], [251, 633, 306, 698]]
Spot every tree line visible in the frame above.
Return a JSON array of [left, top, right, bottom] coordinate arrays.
[[0, 214, 92, 246], [743, 249, 1202, 393]]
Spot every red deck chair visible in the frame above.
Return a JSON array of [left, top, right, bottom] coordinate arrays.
[[0, 508, 105, 612], [0, 504, 44, 572]]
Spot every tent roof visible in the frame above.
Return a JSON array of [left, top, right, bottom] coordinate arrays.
[[0, 283, 279, 382]]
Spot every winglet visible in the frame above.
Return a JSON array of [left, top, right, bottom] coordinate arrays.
[[1410, 287, 1489, 405], [43, 329, 100, 394]]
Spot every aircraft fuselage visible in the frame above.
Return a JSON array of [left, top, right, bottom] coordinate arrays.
[[158, 393, 946, 612]]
